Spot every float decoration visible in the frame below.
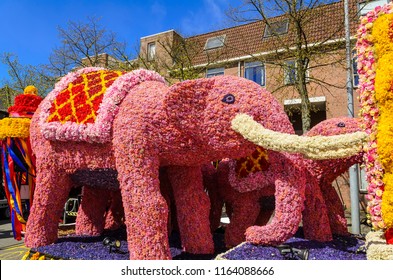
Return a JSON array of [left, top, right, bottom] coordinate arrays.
[[26, 62, 370, 260], [0, 86, 42, 240], [356, 2, 393, 245], [39, 67, 165, 143]]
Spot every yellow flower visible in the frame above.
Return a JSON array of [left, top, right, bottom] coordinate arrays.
[[22, 251, 30, 260], [372, 14, 393, 58], [373, 13, 393, 228], [30, 252, 40, 260], [382, 190, 393, 227], [24, 85, 38, 95], [0, 118, 31, 139], [378, 220, 386, 229]]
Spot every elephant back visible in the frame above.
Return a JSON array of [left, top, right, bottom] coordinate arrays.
[[38, 67, 165, 143]]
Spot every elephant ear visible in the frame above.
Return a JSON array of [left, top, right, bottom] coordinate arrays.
[[165, 78, 215, 131]]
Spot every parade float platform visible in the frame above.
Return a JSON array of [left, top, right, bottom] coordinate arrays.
[[22, 227, 366, 260]]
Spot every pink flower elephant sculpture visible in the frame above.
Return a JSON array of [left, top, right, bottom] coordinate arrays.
[[24, 67, 367, 259], [213, 117, 364, 248], [301, 117, 364, 241]]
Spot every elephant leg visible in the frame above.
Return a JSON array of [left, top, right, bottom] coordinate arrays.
[[167, 166, 214, 254], [159, 167, 177, 235], [321, 182, 349, 236], [115, 148, 170, 260], [25, 162, 73, 248], [225, 193, 260, 248], [302, 178, 333, 241], [245, 155, 306, 245], [75, 187, 109, 236], [104, 190, 125, 231]]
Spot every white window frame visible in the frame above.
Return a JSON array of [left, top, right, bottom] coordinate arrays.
[[358, 0, 390, 16], [358, 165, 369, 193], [244, 61, 266, 86], [284, 60, 309, 85], [263, 20, 289, 38], [352, 51, 359, 88], [206, 67, 225, 78], [147, 42, 156, 61], [204, 35, 226, 50], [284, 96, 326, 135]]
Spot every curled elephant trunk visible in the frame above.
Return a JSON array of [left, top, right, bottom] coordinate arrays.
[[231, 114, 368, 160]]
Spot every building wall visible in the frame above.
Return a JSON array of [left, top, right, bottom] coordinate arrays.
[[215, 48, 362, 123], [140, 30, 184, 78]]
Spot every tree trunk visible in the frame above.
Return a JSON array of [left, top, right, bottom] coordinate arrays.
[[299, 81, 311, 133], [296, 57, 311, 133]]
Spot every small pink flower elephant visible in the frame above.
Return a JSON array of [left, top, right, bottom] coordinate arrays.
[[211, 117, 363, 247]]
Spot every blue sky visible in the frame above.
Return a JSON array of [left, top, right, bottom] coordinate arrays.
[[0, 0, 240, 83]]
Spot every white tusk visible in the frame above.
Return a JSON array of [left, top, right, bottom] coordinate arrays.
[[231, 114, 368, 160]]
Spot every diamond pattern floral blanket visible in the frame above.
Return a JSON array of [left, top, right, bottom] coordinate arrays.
[[38, 67, 165, 143]]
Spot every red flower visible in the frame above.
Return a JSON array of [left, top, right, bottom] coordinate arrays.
[[57, 103, 72, 119], [92, 95, 104, 113], [385, 228, 393, 244], [8, 94, 43, 113], [76, 105, 94, 123], [73, 92, 88, 105], [55, 89, 71, 106]]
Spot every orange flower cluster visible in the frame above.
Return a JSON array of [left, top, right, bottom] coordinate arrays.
[[235, 147, 270, 178]]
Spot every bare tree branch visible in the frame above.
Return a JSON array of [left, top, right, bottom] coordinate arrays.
[[226, 0, 356, 132]]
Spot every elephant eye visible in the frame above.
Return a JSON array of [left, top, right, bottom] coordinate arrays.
[[222, 94, 235, 104], [337, 122, 346, 128]]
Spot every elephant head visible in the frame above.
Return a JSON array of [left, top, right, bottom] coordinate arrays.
[[161, 76, 294, 162], [163, 75, 367, 161]]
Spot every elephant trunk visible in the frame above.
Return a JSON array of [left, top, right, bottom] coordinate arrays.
[[232, 114, 368, 160], [243, 152, 306, 245]]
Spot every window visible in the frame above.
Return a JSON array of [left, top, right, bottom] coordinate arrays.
[[263, 20, 289, 38], [284, 60, 297, 85], [352, 52, 359, 87], [284, 60, 309, 85], [284, 97, 326, 135], [206, 67, 225, 78], [244, 61, 265, 86], [147, 42, 156, 61], [205, 35, 226, 50], [358, 0, 389, 16], [359, 165, 369, 193]]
